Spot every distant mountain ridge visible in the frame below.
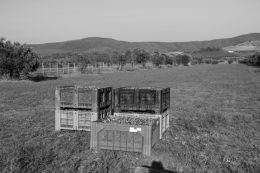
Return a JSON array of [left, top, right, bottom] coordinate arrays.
[[29, 33, 260, 56]]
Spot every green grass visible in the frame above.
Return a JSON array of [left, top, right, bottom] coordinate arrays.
[[0, 64, 259, 173]]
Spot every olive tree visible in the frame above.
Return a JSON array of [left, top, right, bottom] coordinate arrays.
[[0, 38, 39, 79]]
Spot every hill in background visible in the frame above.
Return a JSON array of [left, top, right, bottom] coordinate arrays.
[[29, 33, 260, 56], [223, 40, 260, 52]]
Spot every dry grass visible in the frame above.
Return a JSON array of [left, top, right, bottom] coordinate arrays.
[[0, 64, 259, 173]]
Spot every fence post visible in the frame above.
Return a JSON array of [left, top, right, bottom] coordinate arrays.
[[74, 63, 76, 73], [42, 63, 44, 75], [57, 63, 59, 75], [68, 63, 70, 73]]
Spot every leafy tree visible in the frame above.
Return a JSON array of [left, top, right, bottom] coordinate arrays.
[[248, 52, 260, 66], [198, 47, 221, 52], [164, 55, 173, 65], [110, 51, 126, 70], [111, 51, 120, 65], [77, 54, 92, 73], [125, 49, 134, 64], [151, 52, 163, 67], [0, 38, 39, 79], [118, 54, 127, 67], [133, 48, 150, 67], [174, 54, 192, 66]]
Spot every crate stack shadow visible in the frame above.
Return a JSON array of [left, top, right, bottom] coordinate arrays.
[[90, 87, 170, 156], [55, 86, 112, 131]]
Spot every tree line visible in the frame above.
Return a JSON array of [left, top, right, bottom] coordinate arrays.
[[3, 37, 247, 80], [0, 38, 193, 79], [42, 49, 192, 72], [239, 52, 260, 66]]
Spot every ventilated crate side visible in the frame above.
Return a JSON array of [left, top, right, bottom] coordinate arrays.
[[160, 110, 170, 135], [78, 87, 96, 109], [55, 109, 61, 130], [105, 87, 112, 107], [97, 87, 112, 109], [55, 109, 75, 131], [113, 110, 170, 139], [56, 86, 112, 110], [114, 87, 170, 114], [90, 119, 160, 156], [78, 86, 111, 110], [97, 106, 112, 120], [55, 89, 60, 109], [77, 111, 97, 131], [160, 88, 170, 112], [56, 86, 76, 109], [55, 109, 112, 131], [139, 89, 160, 112]]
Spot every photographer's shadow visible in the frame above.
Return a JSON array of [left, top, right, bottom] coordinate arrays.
[[132, 161, 178, 173]]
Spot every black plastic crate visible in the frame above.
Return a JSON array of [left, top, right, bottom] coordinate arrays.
[[113, 87, 170, 114]]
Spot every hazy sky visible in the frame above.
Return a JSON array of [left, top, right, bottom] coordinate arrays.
[[1, 0, 260, 44]]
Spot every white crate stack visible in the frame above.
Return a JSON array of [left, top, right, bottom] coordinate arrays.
[[55, 86, 112, 131]]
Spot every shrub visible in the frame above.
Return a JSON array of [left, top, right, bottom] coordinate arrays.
[[248, 52, 260, 66], [165, 55, 173, 65], [228, 60, 233, 64], [151, 52, 163, 67], [133, 49, 150, 67], [211, 60, 219, 64], [174, 54, 192, 66], [0, 38, 39, 79]]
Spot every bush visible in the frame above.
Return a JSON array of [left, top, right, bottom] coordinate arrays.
[[0, 38, 39, 79], [248, 52, 260, 66], [228, 60, 233, 64], [174, 54, 192, 66], [211, 60, 219, 64], [151, 52, 163, 67], [133, 49, 150, 67], [165, 55, 173, 65]]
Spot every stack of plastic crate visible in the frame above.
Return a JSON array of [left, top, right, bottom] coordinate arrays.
[[90, 115, 161, 156], [55, 85, 112, 131], [90, 86, 170, 156], [113, 87, 170, 139]]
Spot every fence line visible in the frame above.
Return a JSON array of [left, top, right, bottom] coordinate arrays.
[[35, 63, 79, 76], [35, 62, 168, 76], [35, 63, 125, 76]]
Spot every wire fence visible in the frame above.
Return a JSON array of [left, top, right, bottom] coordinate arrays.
[[34, 63, 146, 76], [35, 63, 119, 76]]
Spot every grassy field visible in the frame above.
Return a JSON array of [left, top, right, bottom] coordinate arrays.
[[0, 64, 259, 173]]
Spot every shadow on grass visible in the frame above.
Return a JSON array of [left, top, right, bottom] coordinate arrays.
[[244, 63, 260, 73], [28, 74, 59, 82], [128, 161, 177, 173], [247, 64, 260, 68], [142, 161, 178, 173]]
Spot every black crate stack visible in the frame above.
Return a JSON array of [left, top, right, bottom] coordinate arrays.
[[55, 85, 112, 131], [113, 87, 170, 138]]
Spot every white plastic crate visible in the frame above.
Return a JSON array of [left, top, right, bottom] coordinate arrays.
[[55, 108, 112, 131], [113, 110, 170, 139]]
